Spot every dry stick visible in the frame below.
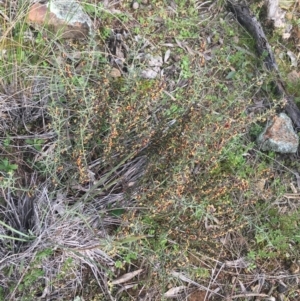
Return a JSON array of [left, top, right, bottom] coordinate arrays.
[[231, 293, 269, 299], [0, 10, 10, 22], [227, 1, 300, 129], [205, 261, 225, 300]]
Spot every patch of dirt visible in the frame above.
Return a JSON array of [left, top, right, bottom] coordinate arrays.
[[188, 290, 207, 301]]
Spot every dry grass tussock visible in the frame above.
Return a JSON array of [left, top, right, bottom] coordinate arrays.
[[0, 76, 49, 131], [0, 68, 148, 298], [0, 156, 147, 300]]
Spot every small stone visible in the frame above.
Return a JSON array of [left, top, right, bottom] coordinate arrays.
[[147, 55, 163, 67], [290, 262, 300, 274], [141, 68, 159, 79], [110, 68, 122, 78], [257, 113, 299, 154], [141, 0, 148, 4], [172, 54, 181, 62], [132, 2, 139, 9], [277, 283, 287, 293]]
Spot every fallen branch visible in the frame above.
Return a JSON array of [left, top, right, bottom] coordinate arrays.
[[227, 1, 300, 129]]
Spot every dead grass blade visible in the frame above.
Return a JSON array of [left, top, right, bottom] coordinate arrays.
[[163, 286, 187, 298], [170, 271, 224, 298], [111, 269, 143, 285]]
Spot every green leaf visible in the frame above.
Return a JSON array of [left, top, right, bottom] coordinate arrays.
[[0, 234, 30, 242], [226, 71, 236, 79], [0, 220, 33, 238], [115, 260, 123, 268], [110, 208, 125, 217], [10, 164, 18, 170]]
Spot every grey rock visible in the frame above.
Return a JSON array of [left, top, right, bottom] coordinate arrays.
[[147, 55, 163, 67], [139, 54, 163, 79], [140, 68, 160, 79], [132, 2, 139, 10], [257, 113, 299, 153]]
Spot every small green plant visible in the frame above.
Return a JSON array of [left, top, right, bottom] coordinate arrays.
[[180, 55, 192, 79], [83, 3, 98, 16], [12, 250, 50, 298], [99, 27, 112, 39], [114, 250, 138, 269], [246, 250, 257, 271], [115, 260, 123, 269], [0, 158, 18, 173], [249, 123, 263, 139], [25, 138, 44, 151], [3, 136, 12, 148], [251, 205, 300, 259]]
